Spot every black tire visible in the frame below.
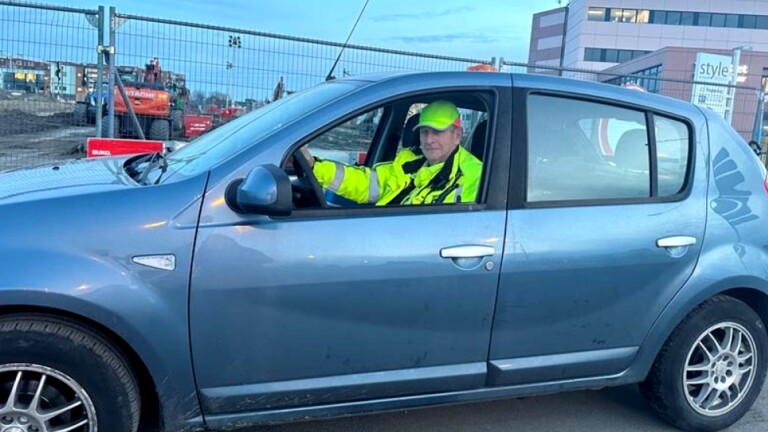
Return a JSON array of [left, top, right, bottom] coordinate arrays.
[[73, 103, 88, 126], [148, 119, 170, 140], [0, 314, 140, 432], [640, 296, 768, 431]]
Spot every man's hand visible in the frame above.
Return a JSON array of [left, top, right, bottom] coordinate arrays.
[[299, 146, 315, 168]]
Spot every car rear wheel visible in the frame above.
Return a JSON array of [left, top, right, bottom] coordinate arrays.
[[0, 314, 140, 432], [640, 296, 768, 431]]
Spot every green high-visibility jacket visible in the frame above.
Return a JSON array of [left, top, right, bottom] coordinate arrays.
[[313, 146, 482, 206]]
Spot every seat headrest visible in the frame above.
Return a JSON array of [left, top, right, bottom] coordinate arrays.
[[469, 120, 488, 160], [402, 114, 420, 150], [614, 129, 649, 171]]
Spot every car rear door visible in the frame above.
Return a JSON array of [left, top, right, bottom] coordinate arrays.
[[487, 79, 708, 386]]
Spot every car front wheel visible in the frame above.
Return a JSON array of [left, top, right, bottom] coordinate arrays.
[[640, 295, 768, 431], [0, 314, 140, 432]]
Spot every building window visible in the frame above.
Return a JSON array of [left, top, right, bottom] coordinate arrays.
[[757, 16, 768, 29], [603, 65, 663, 94], [584, 48, 651, 63], [582, 7, 768, 30], [585, 48, 602, 62], [666, 11, 681, 25], [711, 13, 726, 27], [588, 7, 606, 21], [680, 12, 695, 26]]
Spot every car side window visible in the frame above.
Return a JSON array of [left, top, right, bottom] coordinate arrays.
[[305, 108, 383, 165], [654, 115, 690, 196], [285, 94, 493, 210], [527, 94, 650, 202]]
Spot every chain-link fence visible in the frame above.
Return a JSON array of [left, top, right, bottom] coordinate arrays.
[[1, 0, 766, 171], [0, 1, 102, 171], [501, 60, 765, 148]]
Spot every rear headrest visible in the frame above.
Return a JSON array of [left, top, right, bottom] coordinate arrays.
[[614, 129, 649, 172]]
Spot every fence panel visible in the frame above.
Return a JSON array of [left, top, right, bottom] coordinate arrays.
[[502, 60, 765, 147], [0, 1, 101, 171], [109, 12, 494, 142]]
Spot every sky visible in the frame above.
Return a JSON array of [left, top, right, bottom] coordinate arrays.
[[40, 0, 558, 62]]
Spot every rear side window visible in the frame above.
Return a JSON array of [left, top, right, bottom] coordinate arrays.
[[654, 115, 689, 196], [526, 94, 691, 203]]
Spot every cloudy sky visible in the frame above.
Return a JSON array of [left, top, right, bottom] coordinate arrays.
[[42, 0, 558, 62]]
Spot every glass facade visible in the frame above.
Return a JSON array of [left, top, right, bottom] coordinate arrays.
[[604, 65, 663, 93], [587, 7, 768, 29], [584, 48, 652, 63]]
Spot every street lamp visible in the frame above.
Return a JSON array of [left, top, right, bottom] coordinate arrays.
[[227, 35, 241, 107]]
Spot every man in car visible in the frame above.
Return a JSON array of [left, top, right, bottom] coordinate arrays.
[[300, 100, 482, 206]]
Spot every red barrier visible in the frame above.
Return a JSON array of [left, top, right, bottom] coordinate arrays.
[[86, 138, 164, 158]]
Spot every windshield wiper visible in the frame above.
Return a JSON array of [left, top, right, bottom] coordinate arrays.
[[137, 152, 168, 185]]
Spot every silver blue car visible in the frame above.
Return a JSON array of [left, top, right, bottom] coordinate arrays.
[[1, 71, 767, 432]]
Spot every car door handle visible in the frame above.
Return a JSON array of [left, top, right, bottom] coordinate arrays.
[[656, 236, 697, 248], [440, 245, 495, 259]]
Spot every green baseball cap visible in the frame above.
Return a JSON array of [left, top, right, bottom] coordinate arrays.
[[412, 100, 461, 131]]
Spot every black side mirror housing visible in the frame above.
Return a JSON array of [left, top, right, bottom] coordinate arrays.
[[748, 140, 762, 157], [225, 164, 293, 216]]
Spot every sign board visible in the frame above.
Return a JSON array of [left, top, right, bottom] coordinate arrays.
[[86, 138, 163, 158], [690, 52, 747, 119], [691, 53, 732, 118]]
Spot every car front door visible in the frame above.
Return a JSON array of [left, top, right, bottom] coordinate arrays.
[[189, 80, 513, 418], [487, 84, 707, 386]]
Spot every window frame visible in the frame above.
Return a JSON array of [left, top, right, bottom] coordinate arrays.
[[277, 87, 509, 218], [515, 89, 696, 209]]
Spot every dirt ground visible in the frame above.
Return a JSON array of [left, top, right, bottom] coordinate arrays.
[[0, 90, 92, 171]]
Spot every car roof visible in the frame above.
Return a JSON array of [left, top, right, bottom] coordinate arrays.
[[337, 71, 704, 121]]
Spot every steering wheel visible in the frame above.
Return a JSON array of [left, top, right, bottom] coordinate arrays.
[[292, 150, 328, 208]]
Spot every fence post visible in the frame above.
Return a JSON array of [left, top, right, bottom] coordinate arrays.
[[753, 89, 765, 155], [95, 5, 104, 138], [106, 6, 116, 138]]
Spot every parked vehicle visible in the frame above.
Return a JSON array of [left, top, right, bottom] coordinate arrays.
[[1, 71, 767, 432]]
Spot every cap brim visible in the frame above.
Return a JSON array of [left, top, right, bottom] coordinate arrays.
[[412, 122, 453, 132]]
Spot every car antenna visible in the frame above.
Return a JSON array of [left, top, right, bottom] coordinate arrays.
[[326, 0, 371, 81]]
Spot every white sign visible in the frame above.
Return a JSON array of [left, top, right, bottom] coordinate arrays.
[[691, 53, 732, 118], [690, 52, 748, 119]]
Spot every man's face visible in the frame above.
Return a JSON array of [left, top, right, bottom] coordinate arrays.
[[419, 126, 463, 164]]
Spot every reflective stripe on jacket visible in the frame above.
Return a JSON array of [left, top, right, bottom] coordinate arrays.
[[313, 146, 482, 206]]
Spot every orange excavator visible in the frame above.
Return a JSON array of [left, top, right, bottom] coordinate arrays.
[[103, 58, 181, 140]]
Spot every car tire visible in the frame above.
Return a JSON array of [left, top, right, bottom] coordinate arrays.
[[639, 295, 768, 431], [148, 119, 170, 141], [0, 314, 140, 432], [73, 103, 88, 126]]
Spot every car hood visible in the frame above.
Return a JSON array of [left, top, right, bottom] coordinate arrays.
[[0, 157, 138, 203]]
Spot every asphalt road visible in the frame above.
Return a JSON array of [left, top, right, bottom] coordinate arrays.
[[242, 382, 768, 432]]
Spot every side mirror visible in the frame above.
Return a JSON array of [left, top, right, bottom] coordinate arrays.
[[225, 164, 293, 216], [748, 140, 762, 157]]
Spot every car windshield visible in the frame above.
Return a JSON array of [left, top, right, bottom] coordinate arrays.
[[151, 81, 360, 183]]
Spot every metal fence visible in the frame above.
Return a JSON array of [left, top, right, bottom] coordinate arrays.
[[1, 0, 766, 171], [0, 1, 101, 171], [500, 60, 765, 148]]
